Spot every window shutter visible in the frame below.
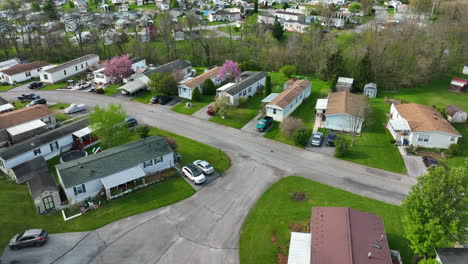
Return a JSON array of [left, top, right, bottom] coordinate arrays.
[[82, 184, 86, 193], [73, 187, 78, 196]]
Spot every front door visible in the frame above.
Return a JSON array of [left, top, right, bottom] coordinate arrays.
[[42, 195, 55, 210]]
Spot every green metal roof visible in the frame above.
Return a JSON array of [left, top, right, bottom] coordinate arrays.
[[56, 136, 173, 188]]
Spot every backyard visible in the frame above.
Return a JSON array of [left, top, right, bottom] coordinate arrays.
[[209, 94, 264, 129], [0, 126, 231, 249], [239, 176, 412, 264]]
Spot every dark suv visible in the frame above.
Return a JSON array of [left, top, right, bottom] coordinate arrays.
[[27, 98, 47, 107], [28, 81, 44, 89], [9, 229, 48, 250]]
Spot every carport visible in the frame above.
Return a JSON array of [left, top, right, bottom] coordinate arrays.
[[100, 166, 147, 199]]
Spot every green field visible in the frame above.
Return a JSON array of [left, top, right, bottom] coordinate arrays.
[[209, 94, 264, 129], [240, 176, 412, 264], [0, 126, 231, 249], [172, 95, 215, 115], [131, 91, 154, 104], [217, 26, 241, 36]]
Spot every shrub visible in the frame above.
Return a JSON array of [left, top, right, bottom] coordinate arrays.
[[293, 128, 311, 147], [167, 137, 178, 152], [96, 88, 104, 94], [447, 143, 461, 156], [291, 191, 307, 201], [135, 125, 150, 139], [280, 117, 304, 137], [237, 97, 248, 108], [191, 87, 202, 101], [203, 79, 216, 95], [264, 75, 272, 96], [334, 138, 349, 158], [280, 65, 297, 78]]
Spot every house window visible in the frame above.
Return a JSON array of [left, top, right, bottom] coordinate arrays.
[[64, 70, 67, 75], [75, 66, 78, 71], [273, 109, 276, 115], [33, 148, 41, 156], [86, 62, 88, 67], [43, 74, 48, 80], [0, 159, 4, 169], [243, 90, 246, 96], [50, 141, 59, 152], [73, 184, 86, 195], [25, 71, 31, 77], [143, 160, 153, 168], [417, 135, 430, 142], [450, 136, 456, 142], [81, 64, 83, 69], [248, 87, 252, 93], [154, 156, 163, 164], [42, 195, 55, 210]]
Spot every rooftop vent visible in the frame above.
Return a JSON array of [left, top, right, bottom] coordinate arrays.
[[371, 243, 382, 249], [368, 252, 372, 258]]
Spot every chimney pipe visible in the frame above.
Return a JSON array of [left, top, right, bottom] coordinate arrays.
[[368, 252, 372, 258]]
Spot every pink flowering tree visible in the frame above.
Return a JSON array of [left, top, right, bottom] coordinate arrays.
[[219, 60, 241, 82], [103, 54, 133, 83]]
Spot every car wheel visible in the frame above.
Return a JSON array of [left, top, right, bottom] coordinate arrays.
[[35, 243, 43, 247], [10, 245, 19, 250]]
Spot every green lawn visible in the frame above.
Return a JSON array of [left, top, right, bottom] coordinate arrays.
[[209, 94, 264, 129], [49, 103, 70, 111], [172, 95, 215, 115], [128, 3, 157, 11], [240, 176, 412, 264], [41, 82, 68, 90], [205, 20, 227, 26], [103, 84, 121, 95], [0, 78, 39, 91], [0, 126, 231, 249], [131, 91, 154, 104], [217, 26, 241, 36], [382, 77, 468, 169], [387, 8, 395, 14]]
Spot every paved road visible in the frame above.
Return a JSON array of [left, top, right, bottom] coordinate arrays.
[[0, 90, 417, 264], [353, 5, 388, 33]]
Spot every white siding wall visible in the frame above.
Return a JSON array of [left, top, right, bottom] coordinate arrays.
[[178, 85, 192, 99], [409, 131, 459, 149], [131, 60, 147, 72], [33, 190, 61, 213], [265, 85, 311, 121], [230, 77, 266, 105], [1, 68, 43, 84], [140, 153, 174, 174], [40, 56, 100, 83], [325, 114, 363, 133], [63, 178, 102, 205], [1, 135, 74, 175], [266, 105, 285, 121]]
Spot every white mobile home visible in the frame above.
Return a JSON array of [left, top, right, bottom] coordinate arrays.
[[40, 54, 100, 84], [0, 61, 49, 85], [266, 79, 311, 121], [178, 67, 221, 99], [217, 71, 266, 105], [0, 58, 20, 70], [56, 136, 176, 204], [387, 103, 461, 148]]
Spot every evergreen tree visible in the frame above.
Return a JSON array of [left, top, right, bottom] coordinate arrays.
[[321, 50, 344, 81], [43, 0, 59, 21], [264, 75, 272, 96], [31, 1, 41, 12], [272, 17, 284, 41], [192, 87, 202, 101], [68, 0, 75, 8], [254, 0, 258, 13], [203, 79, 216, 95], [169, 0, 180, 8], [353, 52, 372, 92]]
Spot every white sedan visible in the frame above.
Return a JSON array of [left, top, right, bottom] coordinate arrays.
[[64, 103, 87, 114], [193, 160, 214, 175]]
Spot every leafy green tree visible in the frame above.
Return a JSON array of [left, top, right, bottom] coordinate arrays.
[[136, 125, 151, 139], [31, 1, 41, 12], [214, 96, 232, 118], [148, 72, 178, 96], [264, 75, 272, 96], [42, 0, 59, 20], [280, 65, 297, 78], [353, 52, 372, 92], [293, 128, 311, 147], [402, 167, 468, 257], [418, 259, 439, 264], [191, 87, 202, 101], [169, 0, 179, 8], [334, 138, 349, 158], [272, 17, 284, 41], [68, 0, 75, 8], [348, 3, 361, 13], [321, 50, 344, 81], [282, 3, 290, 10], [89, 103, 133, 148], [203, 79, 216, 95]]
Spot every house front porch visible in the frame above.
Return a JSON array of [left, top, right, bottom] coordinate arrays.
[[387, 119, 411, 146]]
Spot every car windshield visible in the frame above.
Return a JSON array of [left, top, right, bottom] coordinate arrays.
[[16, 232, 24, 241], [192, 169, 202, 176], [205, 164, 213, 169], [313, 135, 321, 139]]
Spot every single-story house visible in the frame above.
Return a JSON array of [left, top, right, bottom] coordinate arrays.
[[0, 119, 91, 177], [363, 82, 377, 98], [288, 206, 400, 264], [208, 11, 241, 22], [257, 14, 276, 25], [56, 136, 176, 204], [435, 248, 468, 264], [178, 67, 221, 99], [119, 74, 150, 95], [93, 57, 147, 84], [0, 58, 20, 70], [445, 105, 466, 123], [0, 96, 14, 114], [387, 103, 462, 148], [284, 20, 310, 33], [449, 77, 467, 93], [275, 10, 302, 21], [266, 79, 311, 121], [324, 92, 365, 133], [0, 61, 49, 85], [335, 77, 354, 92], [40, 54, 100, 84], [216, 71, 266, 105], [12, 156, 61, 213], [0, 105, 55, 143]]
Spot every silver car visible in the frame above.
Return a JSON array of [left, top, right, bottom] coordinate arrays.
[[9, 229, 48, 250], [193, 160, 214, 175], [311, 132, 324, 146]]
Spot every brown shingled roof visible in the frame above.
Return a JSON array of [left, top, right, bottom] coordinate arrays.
[[0, 61, 49, 76], [268, 79, 310, 109], [395, 103, 461, 136], [181, 67, 221, 89], [0, 105, 52, 129], [311, 207, 392, 264], [326, 91, 365, 116]]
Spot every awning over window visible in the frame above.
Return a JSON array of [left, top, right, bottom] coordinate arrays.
[[100, 166, 146, 189], [389, 119, 410, 131], [261, 93, 280, 103], [72, 127, 92, 138]]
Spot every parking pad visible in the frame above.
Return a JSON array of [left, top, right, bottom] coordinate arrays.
[[182, 172, 220, 190]]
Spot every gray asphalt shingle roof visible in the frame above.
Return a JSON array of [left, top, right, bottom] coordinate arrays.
[[143, 59, 191, 77], [223, 72, 266, 96], [56, 136, 174, 188], [43, 54, 98, 74]]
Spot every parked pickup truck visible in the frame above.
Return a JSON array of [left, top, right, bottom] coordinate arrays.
[[256, 116, 273, 132]]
